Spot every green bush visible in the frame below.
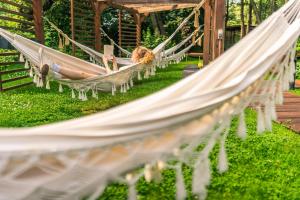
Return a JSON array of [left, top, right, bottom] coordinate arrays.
[[296, 40, 300, 52], [296, 61, 300, 80], [142, 28, 167, 49]]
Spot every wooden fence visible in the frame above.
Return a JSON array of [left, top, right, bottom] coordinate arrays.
[[71, 0, 96, 57], [0, 0, 43, 92]]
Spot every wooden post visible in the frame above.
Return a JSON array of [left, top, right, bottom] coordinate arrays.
[[248, 0, 253, 33], [94, 2, 101, 51], [135, 13, 142, 47], [94, 2, 107, 52], [70, 0, 75, 55], [212, 0, 225, 59], [203, 0, 212, 65], [118, 10, 122, 56], [32, 0, 44, 44]]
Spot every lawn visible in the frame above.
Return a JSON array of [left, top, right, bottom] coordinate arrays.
[[0, 59, 299, 200], [291, 88, 300, 96]]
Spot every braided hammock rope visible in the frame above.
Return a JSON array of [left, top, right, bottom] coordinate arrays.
[[0, 0, 299, 200]]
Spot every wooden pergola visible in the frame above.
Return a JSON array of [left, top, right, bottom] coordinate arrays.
[[70, 0, 226, 65], [0, 0, 224, 92]]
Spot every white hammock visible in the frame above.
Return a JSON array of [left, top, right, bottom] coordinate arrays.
[[0, 2, 204, 100], [0, 0, 299, 200]]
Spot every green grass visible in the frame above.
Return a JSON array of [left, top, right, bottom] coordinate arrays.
[[291, 88, 300, 96], [0, 58, 197, 127], [0, 59, 299, 200], [97, 110, 300, 200]]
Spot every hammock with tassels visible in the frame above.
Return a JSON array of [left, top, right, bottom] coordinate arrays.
[[0, 0, 299, 200], [0, 0, 205, 100]]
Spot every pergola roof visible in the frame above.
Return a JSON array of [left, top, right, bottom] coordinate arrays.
[[97, 0, 198, 14]]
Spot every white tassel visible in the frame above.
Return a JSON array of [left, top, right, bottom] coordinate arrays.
[[126, 83, 130, 90], [78, 91, 82, 100], [126, 174, 137, 200], [144, 69, 149, 79], [176, 165, 187, 200], [46, 80, 50, 90], [237, 111, 247, 140], [128, 184, 137, 200], [65, 37, 70, 46], [112, 85, 115, 96], [144, 164, 152, 182], [87, 185, 105, 200], [24, 60, 29, 69], [83, 92, 88, 101], [264, 103, 272, 131], [192, 157, 211, 200], [270, 101, 277, 120], [19, 54, 25, 62], [29, 67, 33, 77], [59, 84, 63, 93], [218, 131, 229, 173], [92, 90, 98, 99], [37, 78, 41, 87], [275, 88, 284, 105], [39, 78, 43, 87], [289, 61, 295, 82], [138, 71, 142, 80], [150, 67, 155, 76], [123, 84, 127, 93], [71, 89, 76, 99], [130, 79, 134, 87], [257, 107, 265, 134], [120, 84, 124, 93], [35, 77, 39, 87], [33, 74, 37, 83]]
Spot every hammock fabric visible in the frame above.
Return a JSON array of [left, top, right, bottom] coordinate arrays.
[[0, 0, 299, 200]]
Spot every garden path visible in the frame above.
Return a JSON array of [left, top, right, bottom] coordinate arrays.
[[276, 92, 300, 133]]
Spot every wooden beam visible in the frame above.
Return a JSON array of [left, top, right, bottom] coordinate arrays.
[[118, 10, 122, 56], [125, 3, 197, 13], [203, 0, 212, 65], [94, 1, 101, 51], [32, 0, 44, 44], [71, 0, 76, 55], [109, 0, 200, 4], [134, 13, 143, 47], [212, 0, 225, 59]]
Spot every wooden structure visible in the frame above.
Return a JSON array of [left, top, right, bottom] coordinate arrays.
[[70, 0, 96, 56], [0, 0, 44, 92], [0, 0, 226, 92], [70, 0, 226, 63], [276, 92, 300, 133]]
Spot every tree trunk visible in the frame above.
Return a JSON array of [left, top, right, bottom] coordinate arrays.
[[150, 13, 159, 34], [240, 0, 246, 38], [252, 1, 261, 24], [247, 0, 253, 33], [150, 13, 165, 35], [156, 13, 166, 35]]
